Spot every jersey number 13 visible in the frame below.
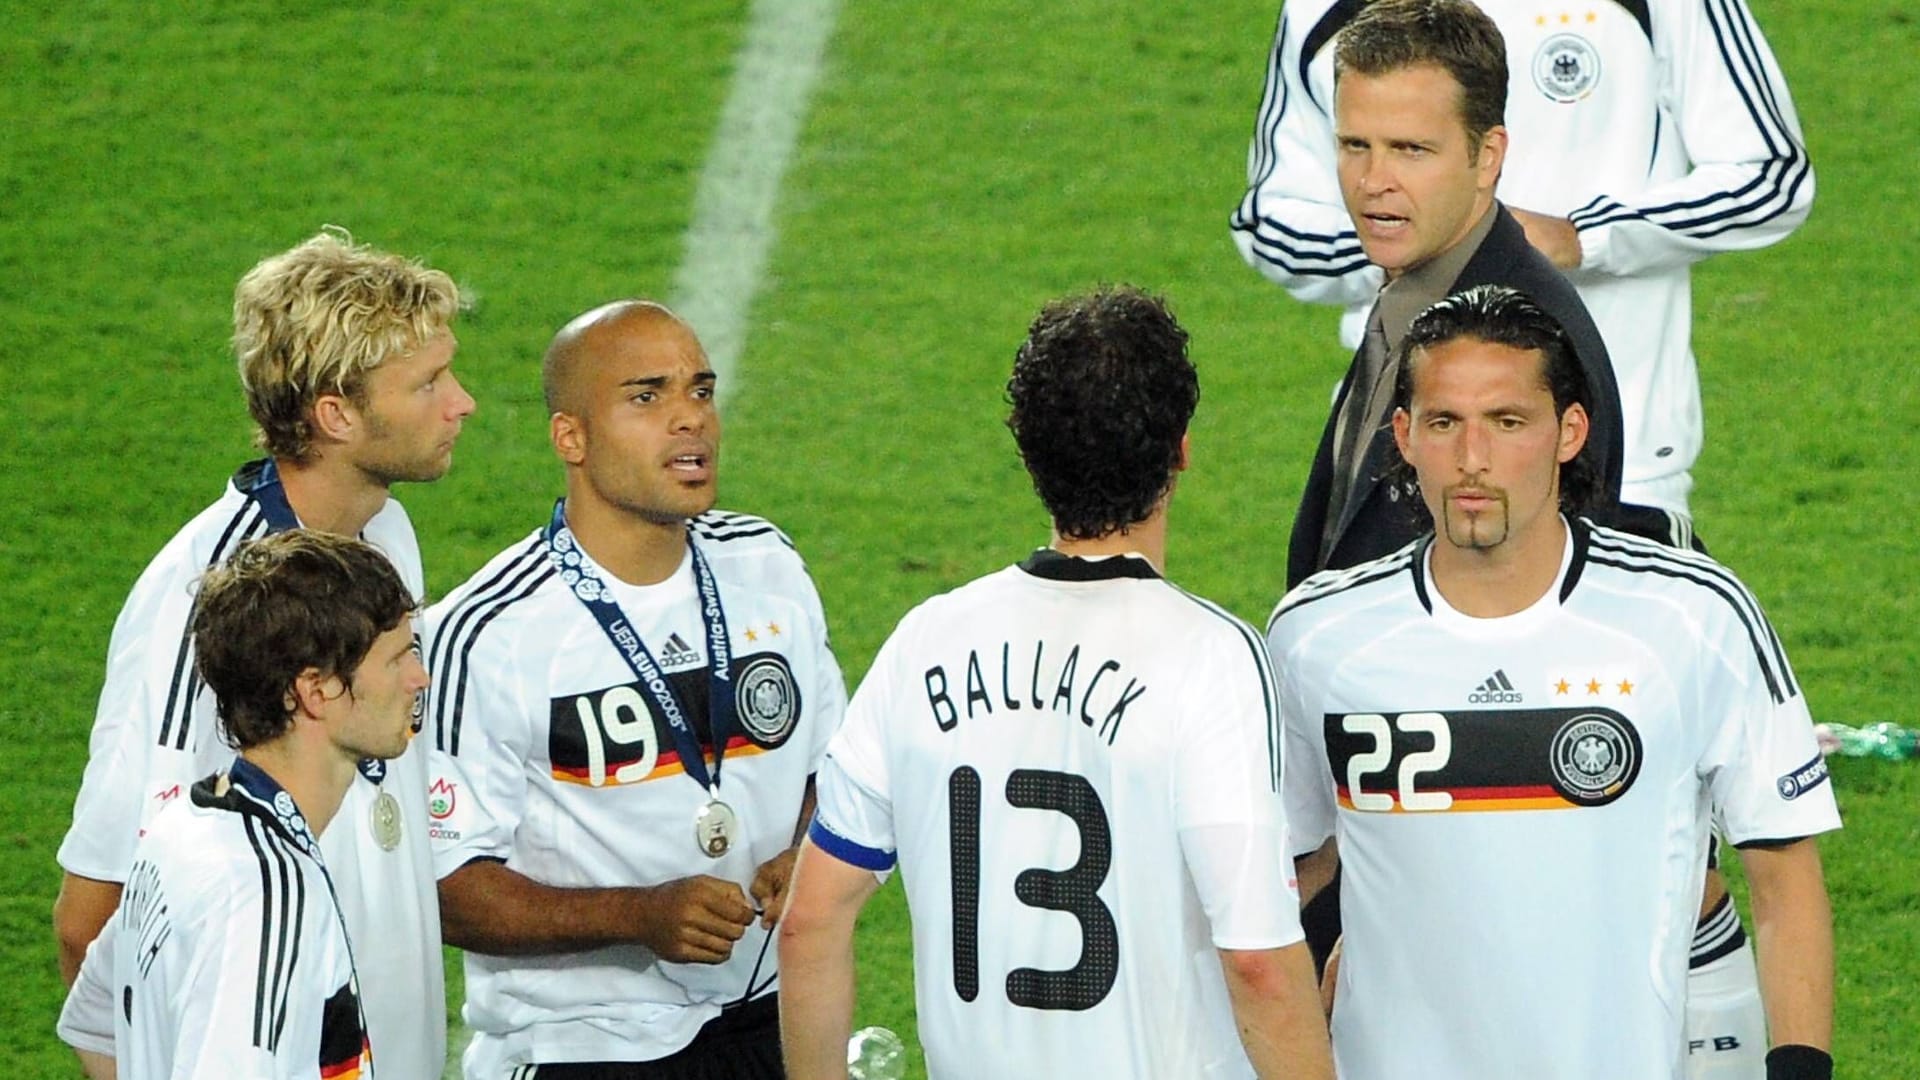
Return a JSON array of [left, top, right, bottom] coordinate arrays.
[[947, 766, 1117, 1011]]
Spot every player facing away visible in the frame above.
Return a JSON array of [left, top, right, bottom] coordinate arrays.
[[54, 230, 472, 1080], [778, 287, 1335, 1080], [425, 300, 846, 1078], [1267, 285, 1837, 1080], [114, 530, 426, 1080]]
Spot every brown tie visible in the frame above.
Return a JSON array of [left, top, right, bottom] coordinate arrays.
[[1322, 305, 1391, 562]]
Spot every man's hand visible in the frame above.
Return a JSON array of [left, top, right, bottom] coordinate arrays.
[[751, 846, 800, 930], [634, 875, 756, 964], [1510, 207, 1583, 270]]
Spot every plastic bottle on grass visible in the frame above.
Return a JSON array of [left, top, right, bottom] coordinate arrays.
[[848, 1026, 907, 1080], [1814, 722, 1920, 761]]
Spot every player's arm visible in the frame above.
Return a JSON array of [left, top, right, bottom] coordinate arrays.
[[776, 837, 884, 1080], [1736, 838, 1834, 1070], [1228, 7, 1383, 308], [438, 858, 754, 962], [1218, 945, 1334, 1080], [53, 875, 123, 986], [1545, 0, 1814, 278], [425, 603, 755, 964]]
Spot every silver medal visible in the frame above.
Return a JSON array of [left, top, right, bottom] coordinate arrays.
[[370, 789, 403, 852], [693, 799, 739, 859]]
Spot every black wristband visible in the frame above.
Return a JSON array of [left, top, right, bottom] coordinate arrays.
[[1765, 1044, 1833, 1080]]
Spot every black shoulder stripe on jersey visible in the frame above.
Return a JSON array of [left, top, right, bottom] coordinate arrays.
[[1586, 528, 1792, 686], [1558, 518, 1596, 602], [690, 512, 793, 548], [426, 541, 547, 751], [693, 524, 780, 543], [1268, 547, 1418, 630], [1585, 544, 1794, 705], [244, 814, 308, 1053], [1298, 0, 1366, 112], [436, 557, 557, 757], [1176, 586, 1282, 794], [426, 538, 545, 682], [159, 507, 272, 751]]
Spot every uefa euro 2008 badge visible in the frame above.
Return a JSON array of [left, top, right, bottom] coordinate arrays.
[[1533, 33, 1601, 103]]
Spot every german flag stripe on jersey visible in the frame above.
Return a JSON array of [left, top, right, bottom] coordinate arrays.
[[318, 982, 368, 1080], [552, 736, 769, 786], [1325, 706, 1644, 812]]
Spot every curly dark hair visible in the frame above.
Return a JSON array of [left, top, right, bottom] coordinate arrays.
[[1387, 284, 1599, 516], [192, 530, 416, 750], [1006, 286, 1199, 540]]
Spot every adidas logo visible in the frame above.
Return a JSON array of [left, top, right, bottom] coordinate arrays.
[[659, 632, 701, 671], [1468, 668, 1523, 704]]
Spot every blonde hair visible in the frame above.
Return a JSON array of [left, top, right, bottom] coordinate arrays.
[[233, 229, 463, 461]]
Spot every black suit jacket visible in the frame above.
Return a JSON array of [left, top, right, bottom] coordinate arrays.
[[1284, 204, 1627, 588]]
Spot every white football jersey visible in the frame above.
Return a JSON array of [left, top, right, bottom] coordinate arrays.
[[59, 459, 445, 1080], [115, 759, 372, 1080], [1267, 519, 1841, 1080], [424, 510, 845, 1073], [1231, 0, 1813, 513], [814, 550, 1303, 1080]]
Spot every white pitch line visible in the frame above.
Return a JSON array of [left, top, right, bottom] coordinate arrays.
[[671, 0, 844, 400], [443, 4, 839, 1074]]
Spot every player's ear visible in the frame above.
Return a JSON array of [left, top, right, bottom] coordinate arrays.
[[1392, 407, 1414, 461], [288, 667, 344, 720], [550, 411, 586, 466], [310, 393, 357, 448], [1556, 402, 1589, 463], [1175, 433, 1190, 472]]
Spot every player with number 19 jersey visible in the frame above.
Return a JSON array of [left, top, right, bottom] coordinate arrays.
[[812, 549, 1303, 1080], [1268, 521, 1841, 1080], [424, 510, 844, 1073]]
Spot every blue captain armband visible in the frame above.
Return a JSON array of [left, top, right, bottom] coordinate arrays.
[[808, 817, 896, 872]]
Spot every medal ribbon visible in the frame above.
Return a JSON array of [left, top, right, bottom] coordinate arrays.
[[543, 499, 737, 796], [238, 458, 391, 786]]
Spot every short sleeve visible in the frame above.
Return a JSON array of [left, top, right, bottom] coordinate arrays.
[[1269, 614, 1337, 857], [796, 561, 849, 770], [423, 604, 533, 878], [1173, 619, 1303, 950], [808, 626, 904, 872], [57, 925, 116, 1056], [1697, 619, 1840, 846]]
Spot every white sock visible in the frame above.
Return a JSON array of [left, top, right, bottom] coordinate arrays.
[[1685, 935, 1767, 1080]]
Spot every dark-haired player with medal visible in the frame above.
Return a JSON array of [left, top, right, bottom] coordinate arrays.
[[54, 230, 473, 1080], [426, 300, 845, 1079]]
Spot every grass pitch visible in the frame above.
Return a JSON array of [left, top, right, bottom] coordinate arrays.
[[4, 2, 1914, 1077]]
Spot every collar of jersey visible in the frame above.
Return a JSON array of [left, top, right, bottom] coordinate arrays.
[[191, 756, 325, 860], [1018, 548, 1161, 582], [1411, 516, 1589, 626]]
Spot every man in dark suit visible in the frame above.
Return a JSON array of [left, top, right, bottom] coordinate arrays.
[[1285, 0, 1636, 589]]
